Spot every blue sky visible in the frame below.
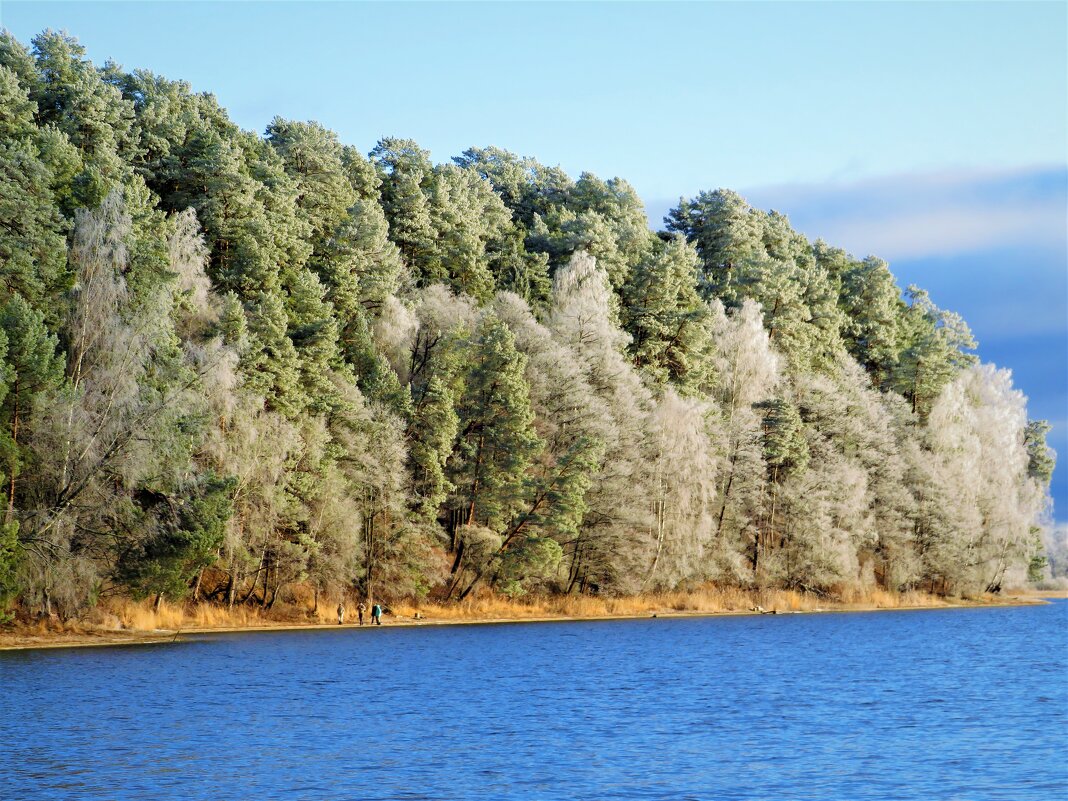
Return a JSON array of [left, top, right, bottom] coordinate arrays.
[[2, 1, 1066, 516]]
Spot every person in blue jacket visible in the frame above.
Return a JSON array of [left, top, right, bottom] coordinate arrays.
[[371, 603, 382, 625]]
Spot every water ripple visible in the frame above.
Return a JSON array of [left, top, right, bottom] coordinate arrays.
[[1, 602, 1066, 800]]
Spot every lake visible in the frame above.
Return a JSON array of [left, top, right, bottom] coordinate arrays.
[[2, 601, 1066, 800]]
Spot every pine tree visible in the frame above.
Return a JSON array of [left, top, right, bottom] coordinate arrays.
[[1024, 420, 1056, 486], [0, 66, 69, 309], [114, 473, 234, 606], [446, 314, 542, 595], [450, 314, 541, 530], [622, 235, 711, 389], [893, 286, 977, 418], [27, 31, 135, 207], [0, 28, 1056, 611], [266, 118, 356, 253], [0, 294, 64, 524], [491, 292, 605, 593], [836, 253, 904, 388]]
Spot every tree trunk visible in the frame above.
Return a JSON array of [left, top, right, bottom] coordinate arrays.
[[445, 542, 467, 601], [466, 433, 486, 525], [458, 573, 480, 601], [363, 493, 377, 608], [645, 497, 666, 588], [566, 537, 584, 593], [260, 561, 271, 609], [6, 390, 18, 525], [715, 450, 738, 538], [239, 571, 259, 605], [449, 539, 466, 576]]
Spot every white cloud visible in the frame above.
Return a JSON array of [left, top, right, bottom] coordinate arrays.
[[744, 165, 1068, 261], [799, 199, 1064, 260], [645, 165, 1067, 262]]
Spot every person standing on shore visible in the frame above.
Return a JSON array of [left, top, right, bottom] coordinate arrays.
[[371, 603, 382, 625], [337, 602, 345, 625], [357, 601, 366, 625]]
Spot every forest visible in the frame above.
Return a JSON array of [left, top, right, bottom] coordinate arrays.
[[0, 30, 1056, 621]]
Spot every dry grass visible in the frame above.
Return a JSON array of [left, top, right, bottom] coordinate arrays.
[[2, 582, 1023, 649], [112, 599, 186, 631], [102, 596, 345, 632], [82, 583, 1002, 633], [387, 583, 952, 622], [831, 585, 947, 609], [1006, 587, 1068, 598]]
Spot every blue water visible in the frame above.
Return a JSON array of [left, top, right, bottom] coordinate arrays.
[[2, 601, 1066, 800]]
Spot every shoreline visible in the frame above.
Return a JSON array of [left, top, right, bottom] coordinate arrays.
[[0, 594, 1053, 653]]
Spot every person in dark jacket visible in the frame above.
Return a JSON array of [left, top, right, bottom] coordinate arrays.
[[371, 603, 382, 625]]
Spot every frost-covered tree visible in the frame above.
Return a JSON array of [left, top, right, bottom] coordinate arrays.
[[923, 365, 1046, 593], [796, 359, 919, 590], [702, 300, 780, 578], [0, 29, 1055, 614], [644, 390, 718, 589], [17, 193, 231, 615], [549, 252, 654, 593]]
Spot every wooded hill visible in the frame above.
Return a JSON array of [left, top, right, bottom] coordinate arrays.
[[0, 31, 1055, 619]]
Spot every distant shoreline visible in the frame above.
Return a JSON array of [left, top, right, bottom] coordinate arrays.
[[1, 594, 1054, 653]]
